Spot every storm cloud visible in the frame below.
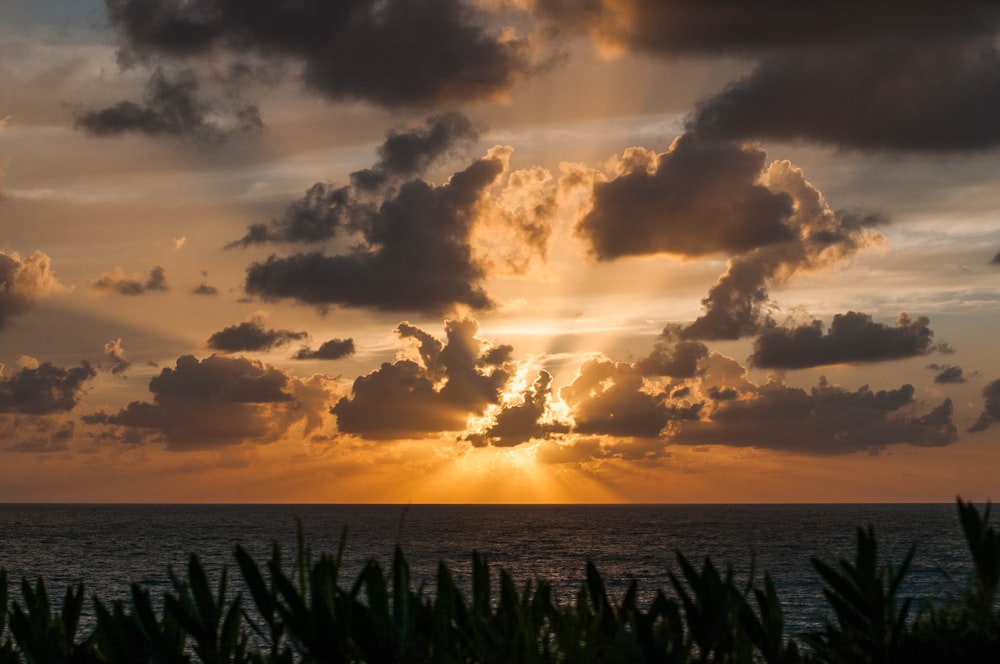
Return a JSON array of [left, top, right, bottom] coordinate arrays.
[[92, 266, 169, 295], [749, 312, 937, 369], [103, 0, 534, 110], [206, 314, 307, 352], [0, 250, 62, 330], [75, 67, 262, 144], [332, 319, 512, 439], [83, 354, 327, 450]]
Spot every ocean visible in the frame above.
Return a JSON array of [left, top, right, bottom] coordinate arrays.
[[0, 503, 979, 635]]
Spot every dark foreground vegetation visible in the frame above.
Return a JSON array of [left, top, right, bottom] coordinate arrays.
[[0, 499, 998, 663]]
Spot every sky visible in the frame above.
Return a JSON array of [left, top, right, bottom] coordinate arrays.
[[2, 0, 1000, 503]]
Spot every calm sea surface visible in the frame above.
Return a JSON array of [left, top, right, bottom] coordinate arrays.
[[0, 503, 980, 634]]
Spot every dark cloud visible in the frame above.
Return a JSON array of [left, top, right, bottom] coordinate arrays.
[[689, 39, 1000, 152], [206, 314, 307, 352], [560, 358, 699, 438], [227, 183, 359, 248], [673, 377, 957, 455], [192, 283, 218, 295], [969, 378, 1000, 433], [104, 0, 533, 110], [92, 266, 169, 295], [294, 338, 355, 361], [992, 251, 1000, 265], [0, 250, 61, 330], [576, 136, 795, 260], [350, 112, 480, 191], [104, 338, 131, 374], [83, 354, 327, 450], [530, 1, 997, 57], [332, 319, 511, 439], [928, 364, 968, 385], [636, 334, 709, 378], [2, 418, 75, 454], [244, 151, 506, 314], [680, 158, 885, 340], [466, 370, 570, 447], [0, 361, 96, 415], [228, 113, 479, 248], [749, 312, 936, 369], [75, 67, 262, 144]]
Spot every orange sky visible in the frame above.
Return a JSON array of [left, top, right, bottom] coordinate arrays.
[[1, 1, 1000, 503]]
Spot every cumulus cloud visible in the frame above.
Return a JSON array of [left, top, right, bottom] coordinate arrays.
[[0, 361, 96, 414], [192, 283, 218, 295], [332, 319, 512, 439], [75, 67, 262, 144], [681, 157, 885, 339], [559, 358, 699, 438], [749, 312, 937, 369], [673, 376, 957, 455], [928, 364, 968, 385], [83, 354, 329, 450], [465, 370, 570, 447], [636, 334, 709, 378], [969, 379, 1000, 433], [103, 0, 534, 110], [576, 136, 795, 260], [992, 251, 1000, 265], [92, 266, 169, 295], [104, 338, 131, 374], [0, 250, 63, 330], [294, 338, 355, 361], [244, 150, 508, 314], [206, 313, 307, 353]]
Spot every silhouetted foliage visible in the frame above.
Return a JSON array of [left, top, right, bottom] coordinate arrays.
[[0, 499, 997, 662]]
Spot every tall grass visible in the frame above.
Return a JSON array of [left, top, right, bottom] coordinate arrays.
[[0, 498, 997, 663]]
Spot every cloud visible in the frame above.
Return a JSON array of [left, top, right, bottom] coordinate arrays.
[[575, 136, 795, 260], [75, 67, 262, 144], [103, 0, 534, 110], [749, 312, 937, 369], [1, 417, 76, 454], [559, 358, 699, 438], [83, 354, 329, 450], [928, 364, 968, 385], [104, 338, 131, 374], [680, 157, 885, 339], [529, 1, 996, 57], [0, 361, 96, 415], [465, 370, 570, 447], [229, 113, 480, 248], [350, 112, 481, 191], [294, 338, 355, 361], [992, 251, 1000, 265], [244, 150, 508, 314], [192, 283, 218, 295], [672, 376, 957, 455], [332, 319, 512, 439], [206, 313, 307, 352], [636, 334, 709, 377], [969, 379, 1000, 433], [689, 39, 1000, 152], [0, 250, 63, 330], [92, 266, 169, 295]]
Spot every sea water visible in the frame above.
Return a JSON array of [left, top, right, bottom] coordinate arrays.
[[0, 503, 977, 634]]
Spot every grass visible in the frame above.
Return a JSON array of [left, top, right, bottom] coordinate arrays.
[[0, 498, 997, 662]]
